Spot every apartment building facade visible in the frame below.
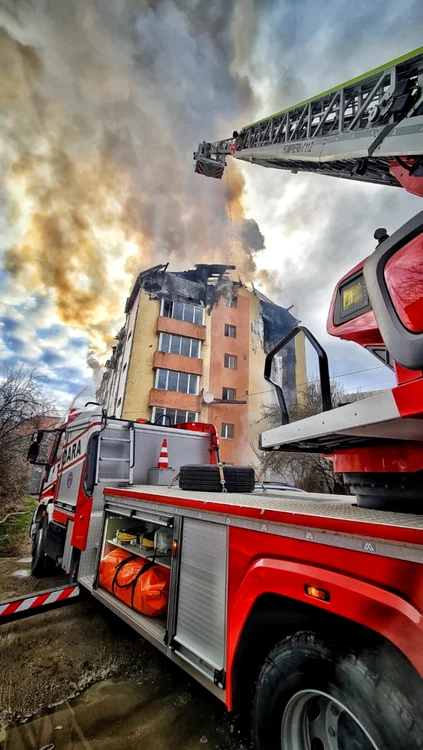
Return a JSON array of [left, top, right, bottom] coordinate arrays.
[[97, 263, 306, 464]]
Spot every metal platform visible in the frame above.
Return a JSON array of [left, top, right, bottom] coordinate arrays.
[[91, 587, 167, 653], [104, 483, 423, 532], [260, 389, 423, 454]]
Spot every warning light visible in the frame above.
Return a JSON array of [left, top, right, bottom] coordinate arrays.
[[305, 585, 330, 602], [342, 280, 364, 310], [172, 540, 178, 558]]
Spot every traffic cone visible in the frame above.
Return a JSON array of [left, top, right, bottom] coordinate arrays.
[[158, 439, 169, 469]]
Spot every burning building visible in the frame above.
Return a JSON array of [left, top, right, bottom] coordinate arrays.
[[97, 264, 306, 464]]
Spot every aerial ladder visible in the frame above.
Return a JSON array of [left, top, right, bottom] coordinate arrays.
[[194, 46, 423, 191], [195, 46, 423, 511]]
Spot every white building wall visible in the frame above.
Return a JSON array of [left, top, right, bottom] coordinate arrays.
[[114, 289, 141, 418]]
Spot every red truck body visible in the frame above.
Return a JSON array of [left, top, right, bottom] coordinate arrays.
[[104, 482, 423, 710]]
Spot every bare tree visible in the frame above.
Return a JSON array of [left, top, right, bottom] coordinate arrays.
[[0, 365, 57, 509], [256, 380, 363, 494]]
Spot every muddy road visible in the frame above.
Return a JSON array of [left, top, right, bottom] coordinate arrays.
[[0, 557, 247, 749]]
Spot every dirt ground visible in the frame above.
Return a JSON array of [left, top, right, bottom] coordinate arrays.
[[0, 556, 66, 601], [0, 554, 247, 749]]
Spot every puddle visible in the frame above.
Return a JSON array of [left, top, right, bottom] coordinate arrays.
[[11, 570, 31, 578], [2, 678, 247, 750]]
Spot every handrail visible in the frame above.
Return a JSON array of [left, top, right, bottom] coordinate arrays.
[[264, 325, 332, 425]]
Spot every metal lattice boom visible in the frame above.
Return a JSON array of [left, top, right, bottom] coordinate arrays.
[[194, 47, 423, 186]]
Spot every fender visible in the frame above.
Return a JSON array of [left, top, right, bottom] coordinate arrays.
[[29, 501, 48, 544], [226, 556, 423, 709]]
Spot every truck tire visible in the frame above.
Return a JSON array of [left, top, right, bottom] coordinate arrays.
[[31, 515, 55, 577], [252, 631, 423, 750], [179, 464, 255, 493], [344, 471, 423, 512]]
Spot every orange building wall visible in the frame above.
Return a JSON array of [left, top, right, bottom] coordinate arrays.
[[157, 316, 206, 340], [149, 389, 202, 412], [153, 350, 203, 376], [206, 292, 250, 464]]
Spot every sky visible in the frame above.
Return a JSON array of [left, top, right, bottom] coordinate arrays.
[[1, 0, 422, 412]]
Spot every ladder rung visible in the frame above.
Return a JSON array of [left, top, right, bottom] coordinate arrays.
[[98, 478, 130, 482], [101, 437, 130, 442], [99, 457, 130, 462]]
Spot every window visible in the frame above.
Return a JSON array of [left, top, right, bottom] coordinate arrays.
[[225, 296, 238, 309], [221, 423, 234, 439], [224, 353, 237, 370], [161, 299, 172, 318], [170, 335, 180, 354], [161, 299, 204, 325], [157, 369, 167, 389], [222, 387, 236, 400], [151, 407, 199, 425], [224, 324, 236, 338], [155, 368, 199, 395], [158, 333, 201, 358]]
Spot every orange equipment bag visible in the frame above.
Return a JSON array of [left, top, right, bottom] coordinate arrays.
[[98, 548, 169, 617]]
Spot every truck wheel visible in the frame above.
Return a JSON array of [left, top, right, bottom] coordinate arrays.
[[31, 516, 55, 577], [179, 465, 255, 493], [252, 631, 423, 750]]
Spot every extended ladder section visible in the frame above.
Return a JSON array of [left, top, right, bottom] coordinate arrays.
[[194, 47, 423, 186]]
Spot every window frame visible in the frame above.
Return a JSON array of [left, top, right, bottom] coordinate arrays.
[[222, 387, 236, 401], [224, 353, 237, 370], [225, 296, 238, 309], [160, 299, 205, 325], [221, 422, 234, 439], [151, 407, 199, 425], [224, 323, 236, 338], [155, 368, 200, 395], [158, 332, 201, 359]]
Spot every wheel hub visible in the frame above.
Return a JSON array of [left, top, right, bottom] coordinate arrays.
[[281, 689, 380, 750]]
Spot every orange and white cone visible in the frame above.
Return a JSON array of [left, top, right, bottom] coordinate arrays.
[[158, 438, 169, 469]]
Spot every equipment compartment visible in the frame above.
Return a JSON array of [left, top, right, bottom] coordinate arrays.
[[92, 510, 175, 649], [102, 514, 173, 569]]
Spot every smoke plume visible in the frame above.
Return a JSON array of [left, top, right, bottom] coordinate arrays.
[[0, 0, 265, 366]]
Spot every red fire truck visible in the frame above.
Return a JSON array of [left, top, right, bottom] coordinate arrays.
[[2, 48, 423, 750]]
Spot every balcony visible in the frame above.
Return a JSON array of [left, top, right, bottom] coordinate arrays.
[[157, 316, 206, 341], [149, 389, 202, 411], [153, 351, 203, 376]]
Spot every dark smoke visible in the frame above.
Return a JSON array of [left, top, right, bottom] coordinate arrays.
[[0, 0, 268, 363]]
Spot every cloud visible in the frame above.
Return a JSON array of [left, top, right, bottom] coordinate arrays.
[[234, 0, 423, 390]]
